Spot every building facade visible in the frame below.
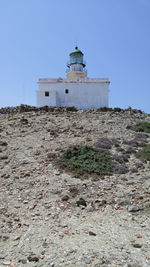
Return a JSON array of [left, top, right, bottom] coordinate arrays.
[[36, 47, 110, 109]]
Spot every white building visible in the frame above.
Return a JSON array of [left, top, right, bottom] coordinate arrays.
[[36, 47, 110, 109]]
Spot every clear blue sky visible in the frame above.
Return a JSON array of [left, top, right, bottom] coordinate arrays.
[[0, 0, 150, 112]]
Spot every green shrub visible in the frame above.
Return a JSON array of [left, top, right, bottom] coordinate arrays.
[[113, 107, 122, 112], [66, 106, 78, 112], [59, 145, 112, 175], [136, 145, 150, 161], [97, 107, 113, 112], [131, 121, 150, 133]]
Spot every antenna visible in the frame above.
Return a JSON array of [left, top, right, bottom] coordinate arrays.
[[75, 39, 78, 48]]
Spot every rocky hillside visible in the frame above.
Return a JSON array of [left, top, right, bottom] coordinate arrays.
[[0, 105, 150, 267]]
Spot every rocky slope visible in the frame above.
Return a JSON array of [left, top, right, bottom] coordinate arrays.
[[0, 106, 150, 267]]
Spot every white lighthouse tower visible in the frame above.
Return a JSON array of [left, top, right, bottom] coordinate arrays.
[[36, 46, 110, 109]]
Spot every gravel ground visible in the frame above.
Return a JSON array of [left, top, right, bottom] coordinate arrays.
[[0, 108, 150, 267]]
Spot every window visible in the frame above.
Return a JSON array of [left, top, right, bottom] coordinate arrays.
[[45, 91, 49, 97], [65, 89, 69, 94]]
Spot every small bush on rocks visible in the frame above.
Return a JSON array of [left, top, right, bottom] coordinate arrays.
[[97, 107, 113, 112], [123, 139, 139, 147], [136, 145, 150, 161], [113, 107, 122, 112], [135, 132, 149, 140], [66, 106, 78, 112], [131, 121, 150, 133], [112, 162, 128, 174], [59, 145, 112, 175], [95, 137, 112, 150]]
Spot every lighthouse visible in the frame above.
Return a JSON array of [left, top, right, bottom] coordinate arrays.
[[66, 46, 87, 78], [36, 46, 110, 109]]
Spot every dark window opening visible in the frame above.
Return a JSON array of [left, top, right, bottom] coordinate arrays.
[[65, 89, 69, 94], [45, 91, 49, 97]]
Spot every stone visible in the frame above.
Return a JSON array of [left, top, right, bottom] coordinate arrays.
[[2, 235, 9, 241], [27, 255, 39, 262], [131, 241, 142, 248], [13, 235, 21, 241], [135, 162, 144, 169], [95, 198, 107, 206], [42, 241, 48, 248], [130, 167, 138, 173], [89, 231, 96, 236], [76, 198, 87, 207], [61, 195, 70, 201], [69, 186, 79, 197], [19, 259, 27, 264], [0, 141, 8, 146], [20, 118, 28, 124], [86, 203, 95, 212], [0, 154, 8, 160], [47, 152, 55, 159], [3, 261, 11, 265], [85, 257, 91, 264], [23, 200, 29, 204], [128, 206, 140, 212]]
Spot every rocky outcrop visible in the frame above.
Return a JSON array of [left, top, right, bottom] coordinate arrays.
[[0, 106, 150, 266]]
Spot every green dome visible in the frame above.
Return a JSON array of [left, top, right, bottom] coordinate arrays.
[[70, 46, 83, 56]]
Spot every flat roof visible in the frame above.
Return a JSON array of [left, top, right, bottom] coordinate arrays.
[[38, 78, 110, 84]]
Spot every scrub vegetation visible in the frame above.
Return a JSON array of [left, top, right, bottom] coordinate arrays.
[[131, 121, 150, 133], [136, 145, 150, 161], [59, 145, 112, 176]]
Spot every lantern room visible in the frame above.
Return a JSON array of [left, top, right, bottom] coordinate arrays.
[[66, 46, 87, 78]]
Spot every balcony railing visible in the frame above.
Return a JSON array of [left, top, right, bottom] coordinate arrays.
[[66, 68, 87, 74]]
